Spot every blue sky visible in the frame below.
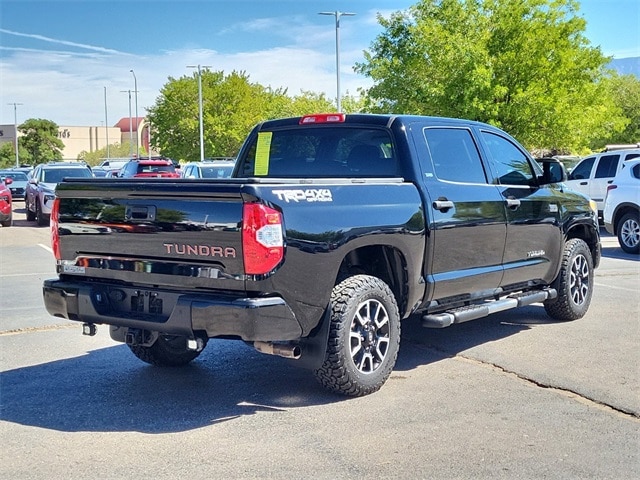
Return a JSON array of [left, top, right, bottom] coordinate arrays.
[[1, 0, 638, 126]]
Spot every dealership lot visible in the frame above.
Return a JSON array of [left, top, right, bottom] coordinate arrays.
[[1, 205, 638, 479]]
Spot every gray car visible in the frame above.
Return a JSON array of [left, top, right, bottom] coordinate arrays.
[[25, 162, 93, 226], [0, 170, 29, 200]]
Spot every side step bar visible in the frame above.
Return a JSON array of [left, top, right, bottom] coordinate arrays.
[[422, 289, 557, 328]]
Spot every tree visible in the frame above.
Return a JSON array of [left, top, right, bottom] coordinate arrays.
[[148, 70, 288, 161], [355, 0, 625, 151], [18, 119, 64, 163], [148, 72, 339, 162], [77, 142, 139, 166], [595, 74, 640, 147], [0, 142, 29, 169]]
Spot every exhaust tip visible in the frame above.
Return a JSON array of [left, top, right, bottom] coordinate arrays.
[[254, 341, 301, 360]]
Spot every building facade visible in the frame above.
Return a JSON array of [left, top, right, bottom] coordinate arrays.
[[0, 117, 149, 161]]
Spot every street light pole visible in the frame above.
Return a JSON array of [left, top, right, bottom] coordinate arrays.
[[186, 64, 212, 162], [319, 11, 356, 112], [120, 90, 133, 156], [130, 70, 139, 158], [103, 87, 110, 160], [7, 102, 23, 167]]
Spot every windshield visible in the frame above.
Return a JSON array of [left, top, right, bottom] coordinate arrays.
[[136, 164, 175, 174], [201, 165, 234, 178], [0, 172, 28, 181], [236, 126, 397, 178], [43, 168, 93, 183]]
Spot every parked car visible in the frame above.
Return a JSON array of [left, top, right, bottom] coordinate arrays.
[[603, 159, 640, 254], [25, 162, 94, 226], [182, 158, 236, 179], [0, 177, 13, 227], [565, 149, 640, 219], [0, 170, 29, 200], [117, 158, 180, 178]]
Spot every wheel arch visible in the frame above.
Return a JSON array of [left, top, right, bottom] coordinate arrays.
[[565, 222, 601, 269], [336, 244, 410, 317], [612, 203, 639, 233]]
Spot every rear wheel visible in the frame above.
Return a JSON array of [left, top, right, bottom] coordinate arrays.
[[617, 211, 640, 254], [544, 238, 593, 321], [128, 334, 207, 367], [1, 214, 11, 227], [314, 275, 401, 396]]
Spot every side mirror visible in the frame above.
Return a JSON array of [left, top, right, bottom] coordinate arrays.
[[3, 177, 13, 185], [538, 158, 566, 184]]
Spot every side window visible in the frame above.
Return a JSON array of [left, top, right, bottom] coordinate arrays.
[[423, 128, 487, 184], [569, 157, 595, 180], [481, 131, 535, 186], [594, 154, 619, 178], [624, 153, 640, 162]]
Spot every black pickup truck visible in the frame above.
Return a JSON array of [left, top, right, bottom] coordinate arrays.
[[43, 113, 601, 396]]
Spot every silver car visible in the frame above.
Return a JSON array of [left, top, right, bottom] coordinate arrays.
[[25, 162, 93, 226]]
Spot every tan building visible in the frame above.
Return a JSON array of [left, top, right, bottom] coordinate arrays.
[[0, 117, 150, 161]]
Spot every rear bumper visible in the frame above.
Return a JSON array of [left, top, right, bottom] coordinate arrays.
[[43, 278, 303, 341]]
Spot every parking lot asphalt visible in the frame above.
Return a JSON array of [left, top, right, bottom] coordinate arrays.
[[1, 203, 639, 480]]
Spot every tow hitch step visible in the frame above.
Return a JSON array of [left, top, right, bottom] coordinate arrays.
[[422, 289, 557, 328]]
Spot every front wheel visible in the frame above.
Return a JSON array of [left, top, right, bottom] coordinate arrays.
[[128, 334, 207, 367], [617, 211, 640, 254], [26, 198, 36, 221], [36, 200, 49, 227], [314, 275, 401, 397], [544, 238, 594, 321]]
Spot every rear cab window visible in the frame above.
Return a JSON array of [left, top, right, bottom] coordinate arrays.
[[236, 126, 397, 178]]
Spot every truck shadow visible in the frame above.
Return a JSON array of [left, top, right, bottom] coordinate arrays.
[[0, 307, 545, 434]]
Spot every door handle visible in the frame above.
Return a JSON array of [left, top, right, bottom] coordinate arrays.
[[506, 197, 521, 209], [579, 181, 588, 185], [433, 199, 454, 211]]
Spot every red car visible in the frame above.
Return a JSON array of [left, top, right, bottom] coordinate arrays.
[[0, 177, 13, 227], [117, 158, 180, 178]]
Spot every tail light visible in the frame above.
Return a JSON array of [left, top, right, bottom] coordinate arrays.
[[51, 197, 61, 260], [242, 203, 284, 275]]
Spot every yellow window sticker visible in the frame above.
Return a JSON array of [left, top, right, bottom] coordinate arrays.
[[255, 132, 273, 175]]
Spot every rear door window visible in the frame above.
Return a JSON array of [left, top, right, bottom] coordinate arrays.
[[594, 154, 620, 178], [423, 128, 487, 184]]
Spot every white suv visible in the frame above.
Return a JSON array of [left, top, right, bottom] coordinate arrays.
[[565, 148, 640, 219], [603, 159, 640, 254]]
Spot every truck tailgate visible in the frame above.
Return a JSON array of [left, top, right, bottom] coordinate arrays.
[[54, 179, 246, 291]]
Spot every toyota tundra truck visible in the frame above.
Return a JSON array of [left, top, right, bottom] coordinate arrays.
[[43, 113, 601, 396]]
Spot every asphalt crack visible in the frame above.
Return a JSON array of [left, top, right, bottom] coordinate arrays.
[[408, 340, 639, 421]]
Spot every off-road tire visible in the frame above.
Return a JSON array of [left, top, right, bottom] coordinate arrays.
[[314, 275, 401, 397], [128, 334, 207, 367], [544, 238, 594, 321], [616, 211, 640, 254]]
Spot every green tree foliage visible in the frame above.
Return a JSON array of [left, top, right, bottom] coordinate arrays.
[[18, 118, 65, 163], [0, 141, 29, 169], [355, 0, 625, 151], [77, 142, 140, 166], [147, 71, 340, 161], [595, 74, 640, 146], [148, 70, 275, 161]]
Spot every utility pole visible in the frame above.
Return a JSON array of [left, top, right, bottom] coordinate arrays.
[[318, 11, 356, 112], [120, 90, 133, 156], [186, 64, 212, 162], [7, 102, 23, 167]]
